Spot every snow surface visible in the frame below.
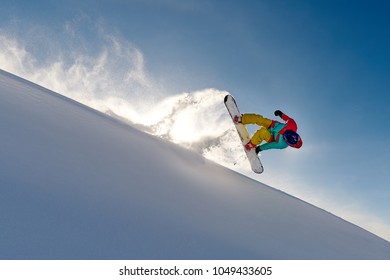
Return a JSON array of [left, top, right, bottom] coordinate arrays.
[[1, 69, 390, 260]]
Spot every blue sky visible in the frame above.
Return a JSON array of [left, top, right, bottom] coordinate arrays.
[[1, 0, 390, 240]]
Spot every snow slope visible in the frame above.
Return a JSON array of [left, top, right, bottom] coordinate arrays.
[[1, 69, 390, 260]]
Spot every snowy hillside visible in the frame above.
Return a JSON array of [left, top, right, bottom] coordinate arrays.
[[1, 69, 390, 260]]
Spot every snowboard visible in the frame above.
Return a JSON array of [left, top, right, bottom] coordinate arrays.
[[224, 95, 264, 174]]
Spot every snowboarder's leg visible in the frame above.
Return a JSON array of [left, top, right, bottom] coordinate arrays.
[[251, 127, 272, 145], [242, 114, 273, 128]]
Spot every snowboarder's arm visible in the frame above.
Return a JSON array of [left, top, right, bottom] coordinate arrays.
[[275, 110, 298, 131], [280, 113, 292, 123]]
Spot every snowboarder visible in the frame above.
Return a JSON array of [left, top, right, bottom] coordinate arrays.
[[234, 110, 302, 154]]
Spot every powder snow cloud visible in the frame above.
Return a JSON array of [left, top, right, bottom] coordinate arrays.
[[0, 26, 245, 171]]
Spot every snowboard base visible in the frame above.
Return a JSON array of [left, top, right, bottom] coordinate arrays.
[[224, 95, 264, 174]]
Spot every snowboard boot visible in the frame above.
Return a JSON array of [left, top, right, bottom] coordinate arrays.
[[233, 115, 242, 124], [244, 140, 256, 151]]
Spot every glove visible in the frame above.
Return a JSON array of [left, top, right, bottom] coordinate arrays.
[[244, 141, 256, 151], [274, 110, 283, 117]]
